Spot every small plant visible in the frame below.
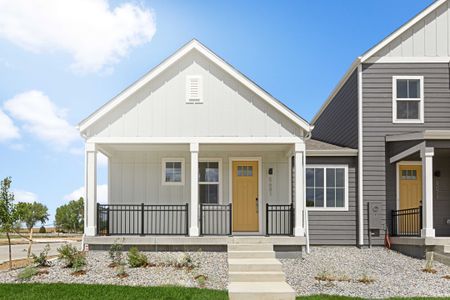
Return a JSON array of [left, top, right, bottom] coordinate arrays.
[[423, 252, 437, 274], [32, 244, 50, 267], [127, 247, 148, 268], [116, 264, 129, 278], [175, 253, 197, 270], [57, 244, 79, 268], [39, 226, 46, 233], [71, 252, 87, 272], [314, 270, 335, 282], [195, 274, 207, 288], [108, 241, 124, 268], [442, 275, 450, 280], [336, 274, 351, 282], [358, 274, 375, 284], [17, 266, 38, 281]]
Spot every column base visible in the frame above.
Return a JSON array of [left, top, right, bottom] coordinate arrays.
[[189, 227, 199, 237], [84, 226, 97, 236], [421, 228, 435, 238], [294, 227, 305, 237]]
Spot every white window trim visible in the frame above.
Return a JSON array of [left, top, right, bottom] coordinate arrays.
[[199, 158, 222, 204], [162, 158, 185, 186], [392, 76, 424, 124], [305, 164, 349, 211], [186, 75, 203, 104]]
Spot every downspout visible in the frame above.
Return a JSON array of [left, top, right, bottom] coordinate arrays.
[[357, 61, 364, 247]]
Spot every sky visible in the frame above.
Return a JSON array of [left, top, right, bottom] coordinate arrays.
[[0, 0, 435, 225]]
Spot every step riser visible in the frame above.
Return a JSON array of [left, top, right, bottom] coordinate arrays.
[[228, 252, 275, 259], [229, 273, 285, 282], [229, 264, 283, 272], [229, 293, 295, 300], [228, 244, 273, 251]]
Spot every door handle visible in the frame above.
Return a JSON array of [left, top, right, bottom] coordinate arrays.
[[256, 197, 258, 213]]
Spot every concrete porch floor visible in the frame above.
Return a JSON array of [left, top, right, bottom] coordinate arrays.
[[391, 236, 450, 258]]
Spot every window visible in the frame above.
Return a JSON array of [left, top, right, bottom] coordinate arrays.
[[400, 169, 417, 180], [393, 76, 424, 123], [199, 160, 221, 204], [237, 166, 253, 176], [186, 75, 203, 103], [162, 158, 185, 185], [306, 165, 348, 210]]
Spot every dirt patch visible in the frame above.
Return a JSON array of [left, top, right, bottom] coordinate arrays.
[[0, 256, 57, 271]]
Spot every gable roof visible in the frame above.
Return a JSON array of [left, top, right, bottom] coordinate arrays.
[[311, 0, 447, 124], [78, 39, 312, 134]]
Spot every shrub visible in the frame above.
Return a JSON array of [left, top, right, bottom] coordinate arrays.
[[175, 253, 196, 270], [116, 264, 128, 278], [17, 266, 38, 281], [57, 244, 84, 268], [39, 226, 46, 234], [195, 274, 207, 287], [32, 244, 50, 267], [108, 241, 124, 267], [127, 247, 148, 268], [423, 252, 437, 274], [71, 252, 87, 273]]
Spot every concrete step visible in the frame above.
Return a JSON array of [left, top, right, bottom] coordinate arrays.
[[443, 245, 450, 254], [228, 243, 273, 252], [228, 282, 295, 300], [228, 250, 275, 259], [228, 258, 283, 272], [229, 271, 285, 282]]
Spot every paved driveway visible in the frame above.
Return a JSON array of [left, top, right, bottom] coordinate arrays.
[[0, 240, 81, 263]]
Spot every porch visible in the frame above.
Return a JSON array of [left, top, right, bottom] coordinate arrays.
[[83, 137, 307, 240]]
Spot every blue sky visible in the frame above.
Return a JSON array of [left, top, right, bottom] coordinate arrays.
[[0, 0, 434, 225]]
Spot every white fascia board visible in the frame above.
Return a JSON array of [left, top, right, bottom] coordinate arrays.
[[366, 56, 450, 64], [306, 150, 358, 157], [386, 130, 450, 142], [78, 39, 312, 134], [360, 0, 448, 62], [311, 58, 361, 124]]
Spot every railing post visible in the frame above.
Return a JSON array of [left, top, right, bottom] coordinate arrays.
[[419, 205, 423, 236], [265, 203, 269, 236], [291, 203, 295, 236], [96, 203, 100, 235], [141, 203, 145, 236], [106, 206, 110, 236], [185, 203, 189, 236], [229, 203, 232, 236], [199, 204, 203, 236]]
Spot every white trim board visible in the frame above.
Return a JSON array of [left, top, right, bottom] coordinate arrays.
[[389, 142, 425, 164], [386, 130, 450, 142], [228, 157, 263, 235], [78, 39, 312, 135]]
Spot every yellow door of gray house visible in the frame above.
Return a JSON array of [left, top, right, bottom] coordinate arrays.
[[398, 164, 422, 234], [232, 161, 259, 232]]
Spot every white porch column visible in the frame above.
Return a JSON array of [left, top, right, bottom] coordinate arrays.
[[294, 142, 306, 236], [189, 142, 200, 236], [85, 142, 97, 236], [421, 146, 435, 238]]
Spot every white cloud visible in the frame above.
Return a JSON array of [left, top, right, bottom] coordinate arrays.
[[64, 184, 108, 204], [0, 0, 156, 73], [0, 108, 20, 142], [4, 90, 80, 150], [13, 189, 38, 203]]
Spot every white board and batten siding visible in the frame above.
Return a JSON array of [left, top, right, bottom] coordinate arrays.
[[86, 50, 303, 139]]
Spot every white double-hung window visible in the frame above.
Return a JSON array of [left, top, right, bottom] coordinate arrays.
[[198, 159, 221, 204], [306, 165, 348, 211], [393, 76, 424, 123]]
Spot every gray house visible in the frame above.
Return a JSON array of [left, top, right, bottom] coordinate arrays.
[[312, 0, 450, 256]]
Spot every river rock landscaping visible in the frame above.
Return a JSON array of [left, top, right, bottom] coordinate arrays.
[[0, 250, 228, 290], [281, 246, 450, 299]]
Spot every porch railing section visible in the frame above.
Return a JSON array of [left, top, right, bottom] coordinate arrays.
[[391, 206, 422, 237], [97, 203, 189, 236], [266, 203, 294, 236], [199, 204, 232, 236]]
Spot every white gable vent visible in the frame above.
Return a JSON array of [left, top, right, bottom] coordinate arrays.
[[186, 75, 203, 103]]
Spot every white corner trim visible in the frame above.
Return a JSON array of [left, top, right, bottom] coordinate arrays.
[[305, 164, 349, 212], [357, 64, 364, 246], [161, 158, 185, 186], [360, 0, 447, 62], [392, 76, 424, 124], [78, 39, 312, 134], [389, 142, 425, 164]]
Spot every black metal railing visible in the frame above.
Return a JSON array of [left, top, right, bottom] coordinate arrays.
[[200, 204, 232, 236], [266, 204, 294, 236], [391, 206, 422, 237], [97, 203, 189, 236]]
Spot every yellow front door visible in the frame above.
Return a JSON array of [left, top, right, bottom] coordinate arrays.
[[399, 164, 422, 209], [232, 161, 259, 232]]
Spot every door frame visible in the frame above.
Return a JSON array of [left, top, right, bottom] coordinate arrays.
[[229, 157, 263, 235], [396, 160, 422, 210]]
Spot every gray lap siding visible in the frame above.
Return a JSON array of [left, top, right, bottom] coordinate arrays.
[[306, 156, 358, 245], [362, 63, 450, 244]]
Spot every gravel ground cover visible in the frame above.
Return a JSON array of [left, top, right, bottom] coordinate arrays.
[[281, 246, 450, 299], [0, 251, 228, 290]]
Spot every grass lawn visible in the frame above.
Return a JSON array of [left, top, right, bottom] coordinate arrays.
[[0, 284, 447, 300]]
